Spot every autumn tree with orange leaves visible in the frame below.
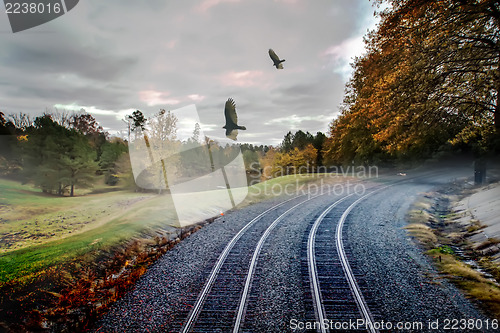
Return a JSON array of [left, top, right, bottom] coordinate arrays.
[[324, 0, 500, 165]]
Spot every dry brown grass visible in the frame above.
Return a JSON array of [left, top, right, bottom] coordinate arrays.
[[476, 238, 500, 251], [405, 222, 438, 246], [467, 220, 486, 233], [429, 252, 500, 318], [407, 192, 500, 319]]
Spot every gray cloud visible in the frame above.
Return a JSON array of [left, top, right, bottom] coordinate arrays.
[[1, 42, 137, 81], [0, 0, 378, 145]]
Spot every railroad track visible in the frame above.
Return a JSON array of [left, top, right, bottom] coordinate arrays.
[[94, 168, 480, 332], [304, 185, 390, 333], [177, 173, 437, 332], [301, 172, 448, 332], [177, 183, 362, 332], [178, 195, 304, 332]]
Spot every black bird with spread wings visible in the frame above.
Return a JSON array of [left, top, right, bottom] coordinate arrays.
[[269, 48, 285, 69], [223, 98, 246, 141]]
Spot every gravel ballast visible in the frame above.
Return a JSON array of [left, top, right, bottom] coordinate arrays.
[[96, 170, 495, 332]]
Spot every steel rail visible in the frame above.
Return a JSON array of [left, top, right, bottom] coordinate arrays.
[[181, 195, 300, 333], [334, 186, 390, 333], [307, 194, 354, 333], [232, 184, 357, 332]]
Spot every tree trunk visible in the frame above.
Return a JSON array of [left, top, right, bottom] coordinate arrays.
[[144, 134, 168, 191], [70, 184, 74, 197], [497, 55, 500, 131], [496, 91, 500, 130]]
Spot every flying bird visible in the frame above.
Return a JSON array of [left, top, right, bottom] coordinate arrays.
[[269, 49, 285, 69], [223, 98, 246, 141]]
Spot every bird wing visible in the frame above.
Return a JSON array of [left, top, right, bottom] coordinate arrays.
[[268, 49, 280, 63], [224, 98, 238, 127]]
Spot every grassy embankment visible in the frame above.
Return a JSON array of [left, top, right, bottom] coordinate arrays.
[[0, 179, 176, 286], [406, 187, 500, 319], [0, 172, 358, 286]]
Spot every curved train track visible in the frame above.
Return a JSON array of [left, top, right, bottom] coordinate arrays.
[[304, 186, 392, 333], [177, 190, 337, 332], [174, 180, 400, 332]]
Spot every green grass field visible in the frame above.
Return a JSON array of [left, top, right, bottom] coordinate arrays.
[[0, 173, 358, 286], [0, 179, 180, 285]]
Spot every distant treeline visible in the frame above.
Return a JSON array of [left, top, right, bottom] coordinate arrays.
[[242, 130, 327, 182], [0, 110, 130, 196], [322, 0, 500, 165], [0, 109, 329, 196], [127, 110, 329, 186]]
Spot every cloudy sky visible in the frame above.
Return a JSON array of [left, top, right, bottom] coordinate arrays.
[[0, 0, 379, 146]]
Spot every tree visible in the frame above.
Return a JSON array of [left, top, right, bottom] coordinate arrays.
[[280, 130, 317, 152], [148, 109, 180, 191], [0, 112, 13, 135], [281, 131, 293, 152], [0, 112, 16, 162], [7, 112, 33, 131], [373, 0, 498, 153], [292, 130, 314, 150], [300, 144, 318, 172], [242, 148, 260, 183], [313, 131, 326, 166], [46, 108, 72, 128], [149, 109, 178, 142], [127, 109, 181, 192], [191, 122, 201, 143], [324, 0, 500, 163], [259, 147, 278, 180], [99, 138, 128, 185], [70, 112, 108, 159], [21, 115, 98, 196], [60, 134, 98, 197], [128, 110, 147, 132], [22, 115, 68, 194], [70, 112, 104, 136], [114, 152, 135, 189], [127, 110, 156, 189]]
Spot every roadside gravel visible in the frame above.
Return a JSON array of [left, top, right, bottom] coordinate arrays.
[[347, 171, 494, 332]]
